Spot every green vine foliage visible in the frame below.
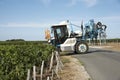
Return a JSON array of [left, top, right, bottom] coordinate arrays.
[[0, 42, 55, 80]]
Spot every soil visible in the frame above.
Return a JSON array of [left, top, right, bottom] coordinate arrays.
[[59, 56, 90, 80], [105, 43, 120, 52], [90, 43, 120, 52]]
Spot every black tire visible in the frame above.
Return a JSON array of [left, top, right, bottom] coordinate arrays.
[[75, 42, 89, 54]]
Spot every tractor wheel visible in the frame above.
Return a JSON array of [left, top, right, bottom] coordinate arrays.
[[75, 42, 89, 54]]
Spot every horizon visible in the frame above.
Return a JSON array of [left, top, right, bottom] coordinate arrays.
[[0, 37, 120, 41]]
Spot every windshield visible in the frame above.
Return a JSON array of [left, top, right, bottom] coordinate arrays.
[[51, 25, 68, 44]]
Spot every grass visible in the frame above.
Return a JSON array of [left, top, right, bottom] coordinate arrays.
[[61, 57, 70, 64], [78, 60, 84, 66]]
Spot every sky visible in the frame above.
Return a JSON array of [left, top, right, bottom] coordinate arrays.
[[0, 0, 120, 41]]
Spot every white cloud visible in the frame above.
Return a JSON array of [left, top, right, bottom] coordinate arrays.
[[96, 16, 120, 24], [67, 0, 98, 7], [1, 16, 120, 28], [67, 0, 78, 6], [0, 23, 51, 28], [40, 0, 51, 6], [82, 0, 97, 7], [101, 16, 120, 20]]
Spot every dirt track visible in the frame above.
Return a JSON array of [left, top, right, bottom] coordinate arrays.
[[59, 56, 90, 80], [104, 43, 120, 52]]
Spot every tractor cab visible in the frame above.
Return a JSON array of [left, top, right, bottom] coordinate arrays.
[[51, 24, 69, 47]]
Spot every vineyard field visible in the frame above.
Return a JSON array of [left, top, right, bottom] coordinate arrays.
[[0, 41, 54, 80]]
